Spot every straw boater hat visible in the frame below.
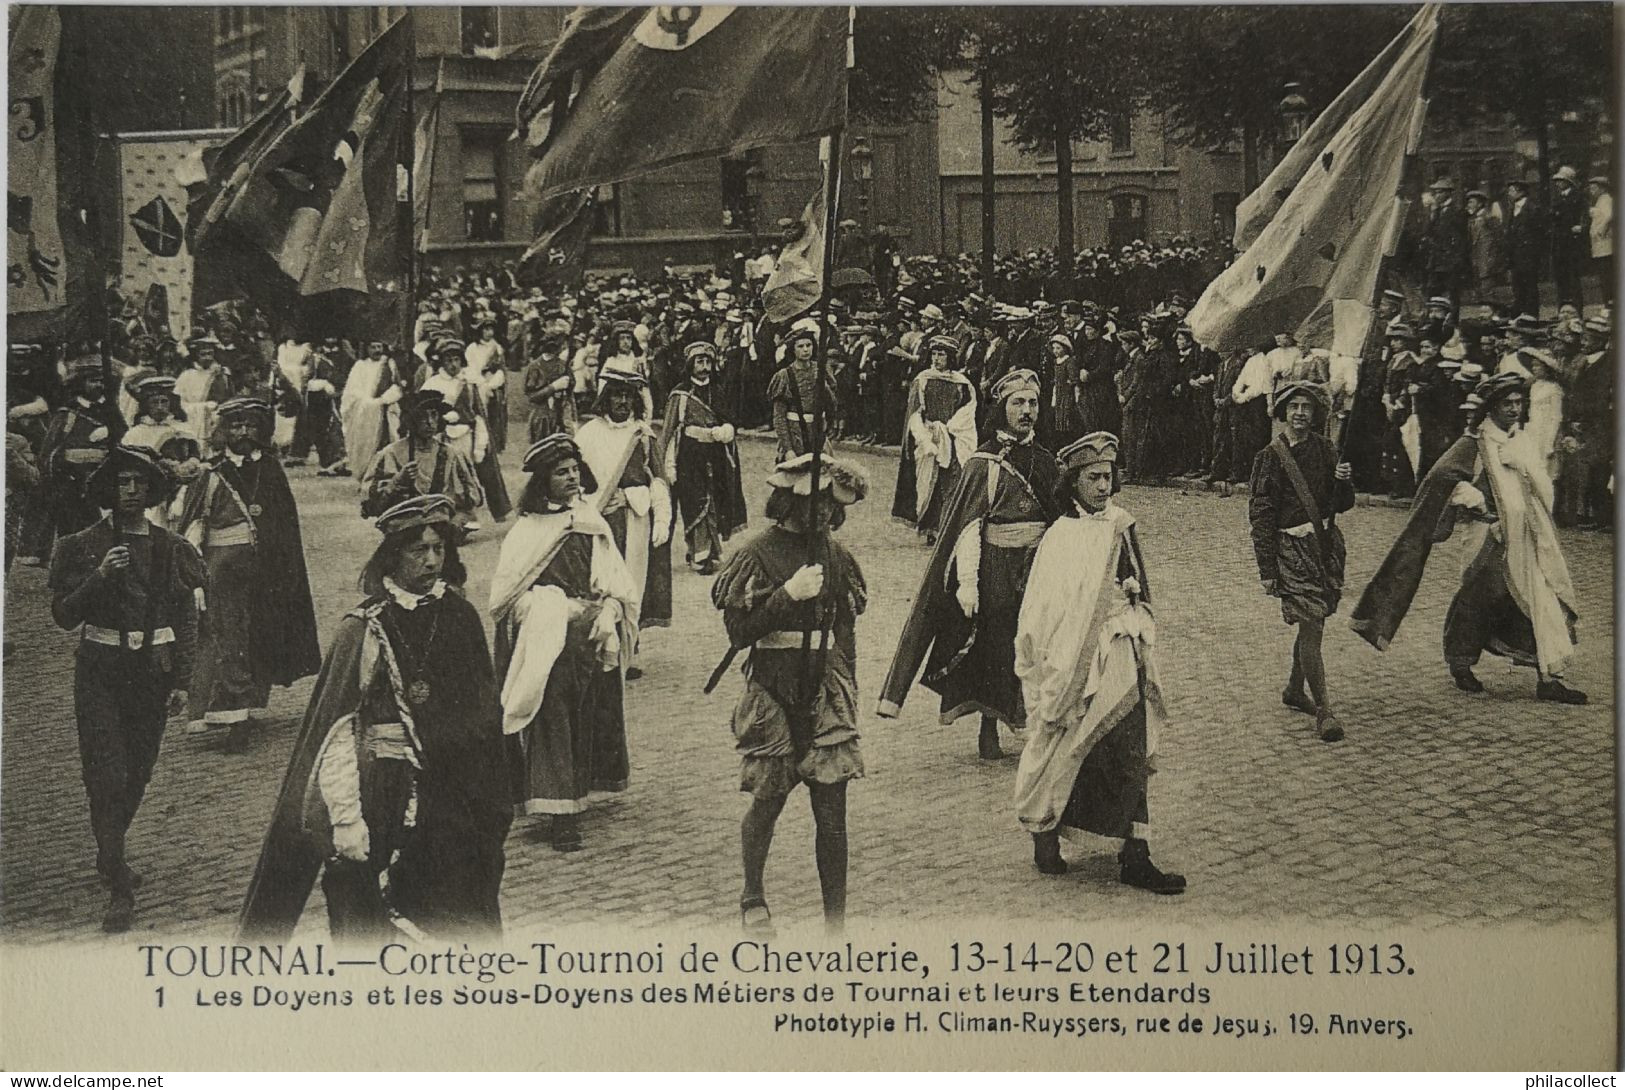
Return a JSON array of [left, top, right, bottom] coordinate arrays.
[[1506, 314, 1546, 337], [1057, 431, 1119, 473], [522, 433, 598, 493], [375, 493, 456, 536], [765, 452, 868, 505], [1272, 379, 1331, 422], [784, 320, 820, 349], [87, 443, 174, 507], [1048, 333, 1075, 352]]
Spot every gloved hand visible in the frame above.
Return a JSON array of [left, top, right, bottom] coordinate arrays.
[[331, 821, 370, 863], [711, 423, 735, 444], [955, 582, 977, 617], [784, 563, 824, 602]]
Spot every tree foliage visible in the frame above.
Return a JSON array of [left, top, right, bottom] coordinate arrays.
[[1429, 3, 1614, 140], [849, 7, 975, 124]]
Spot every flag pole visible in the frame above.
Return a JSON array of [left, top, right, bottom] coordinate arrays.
[[792, 10, 851, 760], [402, 11, 418, 356]]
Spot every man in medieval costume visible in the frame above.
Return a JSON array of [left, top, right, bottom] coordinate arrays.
[[418, 337, 511, 530], [878, 369, 1062, 760], [1350, 372, 1587, 705], [1012, 432, 1185, 894], [576, 368, 674, 680], [174, 336, 232, 453], [361, 390, 484, 531], [891, 333, 978, 543], [659, 342, 749, 575], [50, 445, 205, 931], [238, 493, 511, 942], [490, 435, 640, 853], [523, 308, 578, 442], [40, 356, 128, 542], [711, 452, 869, 934], [1247, 381, 1355, 743], [123, 375, 204, 531], [177, 397, 322, 737], [340, 338, 404, 485], [768, 321, 837, 461]]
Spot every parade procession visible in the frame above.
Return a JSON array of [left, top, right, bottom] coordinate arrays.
[[3, 3, 1617, 950]]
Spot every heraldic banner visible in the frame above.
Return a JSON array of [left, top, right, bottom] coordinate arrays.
[[523, 6, 848, 202], [8, 6, 66, 316], [120, 135, 223, 341]]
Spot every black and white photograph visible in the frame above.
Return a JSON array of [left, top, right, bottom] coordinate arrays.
[[1, 2, 1617, 1073]]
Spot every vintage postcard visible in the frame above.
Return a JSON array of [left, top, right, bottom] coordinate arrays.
[[2, 2, 1616, 1072]]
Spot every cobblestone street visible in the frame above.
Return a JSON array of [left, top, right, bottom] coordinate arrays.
[[1, 435, 1615, 943]]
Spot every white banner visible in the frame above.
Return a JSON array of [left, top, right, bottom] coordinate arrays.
[[119, 136, 223, 340], [7, 5, 65, 315]]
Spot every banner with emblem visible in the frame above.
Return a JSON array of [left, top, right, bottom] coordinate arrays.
[[521, 6, 848, 202], [118, 133, 231, 341], [7, 6, 65, 315]]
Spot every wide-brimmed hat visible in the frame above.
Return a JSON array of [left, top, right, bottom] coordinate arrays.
[[1272, 380, 1331, 422], [918, 303, 946, 323], [375, 493, 456, 535], [522, 432, 598, 493], [86, 443, 173, 507], [1057, 431, 1119, 472], [1553, 165, 1579, 184], [1428, 177, 1457, 192], [765, 452, 867, 505]]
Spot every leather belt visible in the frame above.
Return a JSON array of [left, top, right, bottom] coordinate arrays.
[[82, 625, 175, 650], [984, 520, 1046, 548], [755, 629, 831, 650]]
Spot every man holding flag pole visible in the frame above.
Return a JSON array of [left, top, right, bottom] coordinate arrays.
[[1188, 4, 1441, 738], [515, 4, 858, 930]]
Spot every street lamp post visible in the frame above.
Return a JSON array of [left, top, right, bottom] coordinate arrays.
[[849, 135, 875, 269], [1277, 81, 1310, 148]]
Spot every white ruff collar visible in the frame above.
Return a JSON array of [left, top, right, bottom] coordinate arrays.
[[384, 577, 447, 610]]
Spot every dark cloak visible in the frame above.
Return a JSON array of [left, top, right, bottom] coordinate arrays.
[[238, 593, 511, 940]]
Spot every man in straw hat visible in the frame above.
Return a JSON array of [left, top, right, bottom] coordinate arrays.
[[576, 367, 674, 677], [239, 493, 511, 942], [1352, 372, 1587, 705], [1013, 431, 1185, 894], [489, 434, 640, 852], [49, 445, 205, 931], [711, 451, 869, 933], [879, 368, 1062, 760], [1248, 380, 1356, 742], [1549, 165, 1588, 308], [659, 341, 748, 575], [891, 332, 977, 543], [177, 397, 321, 738]]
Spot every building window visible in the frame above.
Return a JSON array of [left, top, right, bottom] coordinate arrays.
[[1212, 192, 1240, 243], [1107, 192, 1148, 248], [1108, 110, 1132, 155], [461, 7, 499, 55], [462, 129, 504, 241], [592, 183, 621, 237], [720, 157, 750, 231]]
